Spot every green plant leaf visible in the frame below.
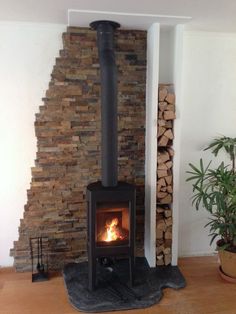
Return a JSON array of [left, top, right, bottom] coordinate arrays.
[[217, 243, 230, 251], [209, 233, 218, 246], [188, 162, 202, 174], [186, 135, 236, 248]]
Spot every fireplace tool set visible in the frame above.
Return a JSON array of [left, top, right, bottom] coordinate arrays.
[[30, 236, 49, 282]]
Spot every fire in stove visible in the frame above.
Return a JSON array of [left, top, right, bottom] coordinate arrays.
[[105, 218, 125, 242], [96, 202, 130, 247], [99, 217, 129, 242]]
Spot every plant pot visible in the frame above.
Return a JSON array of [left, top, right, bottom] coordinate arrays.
[[218, 266, 236, 283], [218, 248, 236, 278]]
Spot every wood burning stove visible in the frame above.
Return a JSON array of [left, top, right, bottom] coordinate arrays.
[[86, 20, 136, 291], [87, 182, 135, 291]]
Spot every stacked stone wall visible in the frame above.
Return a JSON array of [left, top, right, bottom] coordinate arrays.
[[11, 27, 147, 271]]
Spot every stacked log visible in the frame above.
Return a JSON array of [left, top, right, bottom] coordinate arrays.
[[156, 84, 175, 266]]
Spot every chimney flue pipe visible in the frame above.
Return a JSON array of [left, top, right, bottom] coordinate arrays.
[[90, 20, 120, 187]]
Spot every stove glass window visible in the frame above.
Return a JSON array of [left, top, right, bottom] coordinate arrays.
[[96, 201, 130, 247]]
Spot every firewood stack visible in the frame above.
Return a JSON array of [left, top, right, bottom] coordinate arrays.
[[156, 84, 175, 266]]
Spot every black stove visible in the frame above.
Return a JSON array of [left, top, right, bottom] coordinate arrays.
[[86, 20, 136, 291]]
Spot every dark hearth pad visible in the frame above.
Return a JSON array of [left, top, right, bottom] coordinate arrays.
[[63, 257, 186, 312]]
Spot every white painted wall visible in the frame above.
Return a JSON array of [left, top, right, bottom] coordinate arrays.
[[158, 25, 185, 265], [159, 27, 175, 84], [144, 23, 160, 267], [178, 31, 236, 256], [171, 25, 184, 265], [0, 22, 65, 266], [2, 21, 236, 267]]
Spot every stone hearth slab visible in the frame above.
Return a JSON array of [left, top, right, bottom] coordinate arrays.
[[63, 257, 186, 312]]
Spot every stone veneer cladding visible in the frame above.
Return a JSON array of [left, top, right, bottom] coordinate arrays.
[[11, 27, 147, 271]]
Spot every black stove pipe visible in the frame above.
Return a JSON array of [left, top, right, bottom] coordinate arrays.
[[90, 20, 120, 187]]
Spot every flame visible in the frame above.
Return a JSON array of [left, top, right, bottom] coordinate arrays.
[[104, 218, 124, 242]]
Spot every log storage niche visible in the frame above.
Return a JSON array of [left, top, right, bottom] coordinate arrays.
[[156, 84, 176, 266]]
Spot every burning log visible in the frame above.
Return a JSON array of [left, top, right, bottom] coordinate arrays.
[[97, 217, 129, 243]]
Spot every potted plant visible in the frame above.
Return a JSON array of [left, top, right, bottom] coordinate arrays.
[[186, 136, 236, 280]]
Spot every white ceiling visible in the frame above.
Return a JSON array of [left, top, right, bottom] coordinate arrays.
[[1, 0, 236, 32]]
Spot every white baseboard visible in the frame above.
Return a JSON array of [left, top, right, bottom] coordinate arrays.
[[179, 252, 217, 258]]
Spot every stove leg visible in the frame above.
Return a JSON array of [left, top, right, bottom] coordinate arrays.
[[88, 256, 96, 291], [129, 254, 135, 286]]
